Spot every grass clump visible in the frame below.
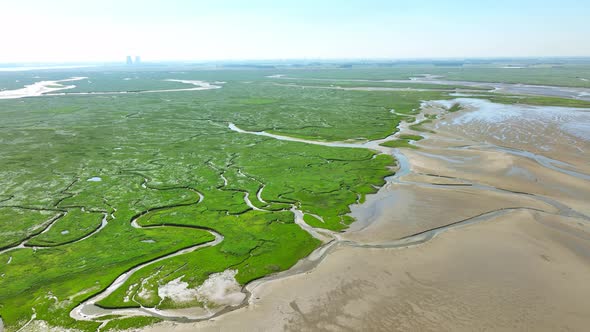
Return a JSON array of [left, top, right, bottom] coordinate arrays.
[[102, 316, 162, 331], [398, 134, 424, 141], [448, 103, 462, 112], [379, 139, 419, 149]]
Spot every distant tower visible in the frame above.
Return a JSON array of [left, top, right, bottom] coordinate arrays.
[[126, 56, 133, 65], [135, 56, 141, 65]]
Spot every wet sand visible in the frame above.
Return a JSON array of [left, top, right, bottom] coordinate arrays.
[[0, 78, 222, 99], [139, 97, 590, 332], [153, 210, 588, 332], [0, 77, 87, 99]]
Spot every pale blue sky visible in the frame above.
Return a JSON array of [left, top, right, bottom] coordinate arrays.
[[1, 0, 589, 62]]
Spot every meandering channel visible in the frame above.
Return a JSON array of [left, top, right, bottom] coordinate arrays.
[[70, 230, 224, 323], [0, 78, 222, 99]]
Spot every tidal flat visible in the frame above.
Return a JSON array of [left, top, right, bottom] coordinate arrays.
[[0, 65, 589, 331]]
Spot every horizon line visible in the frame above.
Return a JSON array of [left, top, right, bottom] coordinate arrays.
[[2, 55, 590, 66]]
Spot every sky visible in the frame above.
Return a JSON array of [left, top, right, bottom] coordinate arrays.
[[1, 0, 589, 63]]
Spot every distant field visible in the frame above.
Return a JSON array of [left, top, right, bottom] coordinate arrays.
[[274, 64, 590, 88]]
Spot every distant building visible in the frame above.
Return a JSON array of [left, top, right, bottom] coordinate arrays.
[[135, 56, 141, 65], [126, 56, 133, 65]]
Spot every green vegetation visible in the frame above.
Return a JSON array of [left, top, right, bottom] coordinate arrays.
[[380, 132, 424, 150], [448, 103, 462, 112], [398, 134, 424, 141], [275, 64, 590, 88], [238, 97, 278, 105], [0, 208, 59, 249], [272, 79, 489, 91], [97, 210, 320, 309], [0, 69, 448, 331], [303, 214, 324, 228], [26, 210, 103, 246], [379, 139, 419, 149], [103, 317, 162, 331]]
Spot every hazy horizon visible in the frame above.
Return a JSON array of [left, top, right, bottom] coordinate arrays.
[[2, 0, 589, 63], [3, 55, 590, 66]]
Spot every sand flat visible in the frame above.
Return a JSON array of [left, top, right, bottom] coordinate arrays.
[[147, 210, 590, 332], [344, 182, 556, 243]]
